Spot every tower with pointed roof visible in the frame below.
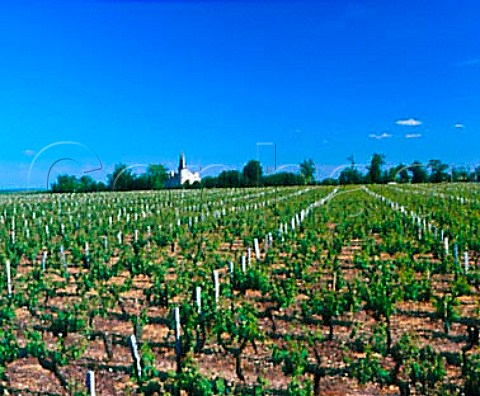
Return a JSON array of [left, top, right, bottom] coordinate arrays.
[[179, 153, 186, 171], [165, 152, 201, 187]]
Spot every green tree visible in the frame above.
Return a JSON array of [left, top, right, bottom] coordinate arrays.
[[201, 176, 218, 188], [386, 164, 410, 183], [147, 164, 168, 189], [300, 159, 315, 185], [217, 170, 243, 188], [51, 175, 78, 192], [263, 172, 303, 186], [474, 166, 480, 182], [243, 160, 263, 187], [78, 175, 97, 192], [108, 163, 136, 191], [410, 161, 428, 183], [452, 166, 470, 182], [339, 156, 364, 185], [428, 159, 449, 183], [367, 153, 385, 184]]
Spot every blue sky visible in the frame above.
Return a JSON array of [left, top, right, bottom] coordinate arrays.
[[1, 0, 480, 187]]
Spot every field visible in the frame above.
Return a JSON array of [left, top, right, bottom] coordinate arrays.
[[0, 184, 479, 395]]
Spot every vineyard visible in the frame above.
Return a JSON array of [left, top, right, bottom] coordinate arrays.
[[0, 184, 479, 395]]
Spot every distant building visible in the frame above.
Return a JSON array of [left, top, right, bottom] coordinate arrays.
[[165, 153, 201, 187]]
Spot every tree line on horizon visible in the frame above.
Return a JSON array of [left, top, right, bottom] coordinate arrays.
[[326, 154, 480, 185], [50, 154, 480, 193]]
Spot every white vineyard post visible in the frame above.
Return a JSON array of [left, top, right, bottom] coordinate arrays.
[[213, 270, 220, 309], [254, 238, 260, 261], [174, 307, 181, 359], [196, 286, 202, 314], [6, 260, 12, 297], [229, 261, 234, 282], [128, 334, 142, 378], [60, 245, 67, 270], [42, 251, 47, 271], [86, 370, 96, 396]]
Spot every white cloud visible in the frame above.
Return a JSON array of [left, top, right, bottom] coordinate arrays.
[[405, 133, 422, 139], [369, 132, 392, 140], [455, 123, 465, 129], [396, 118, 422, 127], [22, 149, 36, 157]]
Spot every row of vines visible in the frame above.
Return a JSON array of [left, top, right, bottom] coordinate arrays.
[[0, 184, 478, 395]]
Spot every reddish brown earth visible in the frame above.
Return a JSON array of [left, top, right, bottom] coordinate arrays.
[[3, 235, 479, 395]]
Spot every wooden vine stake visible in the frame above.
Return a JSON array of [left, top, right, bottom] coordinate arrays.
[[128, 334, 142, 379], [86, 370, 96, 396]]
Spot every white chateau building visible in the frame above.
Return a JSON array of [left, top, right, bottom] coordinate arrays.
[[165, 153, 201, 187]]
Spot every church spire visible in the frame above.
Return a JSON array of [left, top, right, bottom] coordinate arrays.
[[179, 152, 186, 171]]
